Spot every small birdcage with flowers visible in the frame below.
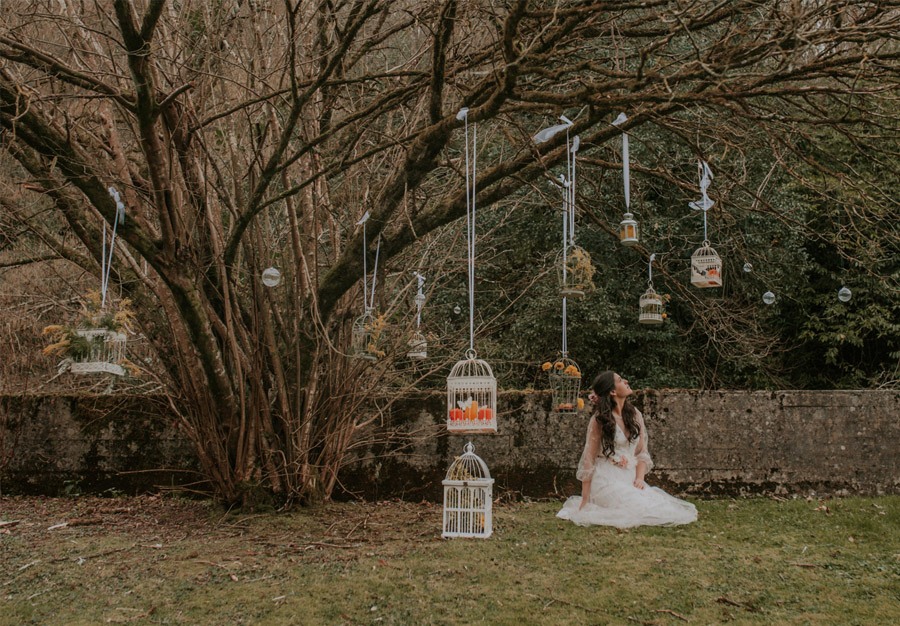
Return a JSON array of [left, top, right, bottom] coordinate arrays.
[[690, 243, 723, 288], [447, 351, 497, 433], [43, 291, 133, 376], [442, 441, 493, 539], [542, 355, 583, 414], [558, 245, 596, 298], [351, 308, 385, 361]]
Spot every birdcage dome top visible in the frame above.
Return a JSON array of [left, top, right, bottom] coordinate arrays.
[[448, 350, 495, 379], [640, 285, 662, 302], [444, 442, 492, 482], [692, 242, 720, 257]]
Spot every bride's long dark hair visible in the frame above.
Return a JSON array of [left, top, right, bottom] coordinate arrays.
[[591, 371, 639, 459]]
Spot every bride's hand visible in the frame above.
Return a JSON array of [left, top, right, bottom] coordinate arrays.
[[633, 478, 646, 490]]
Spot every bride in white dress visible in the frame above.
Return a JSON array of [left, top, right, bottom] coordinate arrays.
[[557, 371, 697, 528]]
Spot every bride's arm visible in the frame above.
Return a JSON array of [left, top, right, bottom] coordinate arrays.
[[577, 417, 601, 508], [633, 409, 653, 489]]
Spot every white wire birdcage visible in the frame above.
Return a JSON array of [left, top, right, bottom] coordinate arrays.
[[557, 245, 595, 298], [66, 328, 127, 376], [406, 331, 427, 360], [546, 355, 582, 414], [639, 285, 665, 324], [351, 309, 383, 361], [447, 351, 497, 433], [691, 243, 723, 288], [442, 442, 493, 539]]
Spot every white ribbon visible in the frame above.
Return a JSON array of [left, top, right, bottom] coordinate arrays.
[[102, 187, 125, 309], [413, 272, 426, 328], [612, 113, 630, 211], [688, 160, 715, 242], [532, 115, 573, 144], [358, 211, 380, 312]]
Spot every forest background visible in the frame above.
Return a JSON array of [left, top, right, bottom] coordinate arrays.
[[0, 0, 897, 507]]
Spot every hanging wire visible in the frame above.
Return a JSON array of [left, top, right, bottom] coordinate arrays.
[[102, 187, 125, 309], [648, 253, 656, 286], [369, 235, 381, 311], [357, 210, 371, 311], [459, 108, 477, 352]]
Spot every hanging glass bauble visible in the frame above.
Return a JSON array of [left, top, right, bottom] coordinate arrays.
[[762, 291, 776, 305], [838, 286, 852, 303], [262, 267, 281, 287], [453, 305, 462, 315], [743, 263, 753, 273]]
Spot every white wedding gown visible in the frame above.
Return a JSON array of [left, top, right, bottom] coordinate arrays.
[[557, 411, 697, 528]]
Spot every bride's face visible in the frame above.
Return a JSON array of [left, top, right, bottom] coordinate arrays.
[[611, 373, 632, 399]]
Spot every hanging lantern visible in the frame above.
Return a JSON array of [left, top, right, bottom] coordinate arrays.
[[542, 355, 582, 414], [352, 308, 383, 361], [690, 243, 723, 288], [558, 245, 595, 298], [619, 212, 639, 246], [639, 286, 665, 325], [442, 442, 493, 539], [447, 351, 497, 433]]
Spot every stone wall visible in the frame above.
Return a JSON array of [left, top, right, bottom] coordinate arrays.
[[1, 389, 897, 499]]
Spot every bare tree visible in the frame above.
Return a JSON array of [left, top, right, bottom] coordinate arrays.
[[1, 0, 897, 504]]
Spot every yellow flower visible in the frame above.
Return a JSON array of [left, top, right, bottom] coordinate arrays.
[[554, 361, 564, 370], [541, 362, 552, 371]]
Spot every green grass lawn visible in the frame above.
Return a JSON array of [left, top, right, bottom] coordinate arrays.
[[1, 495, 898, 625]]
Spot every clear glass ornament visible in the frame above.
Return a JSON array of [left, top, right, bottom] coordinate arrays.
[[762, 291, 776, 305], [743, 263, 753, 273], [261, 267, 281, 287], [838, 286, 852, 303]]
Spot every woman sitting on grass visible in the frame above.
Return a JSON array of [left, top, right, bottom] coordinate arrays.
[[557, 370, 697, 528]]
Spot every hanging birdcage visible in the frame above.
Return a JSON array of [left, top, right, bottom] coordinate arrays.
[[407, 331, 427, 360], [691, 243, 723, 288], [66, 328, 127, 376], [351, 308, 384, 361], [619, 212, 639, 246], [639, 286, 665, 325], [557, 245, 595, 298], [447, 351, 497, 433], [543, 355, 582, 414], [442, 442, 493, 539]]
